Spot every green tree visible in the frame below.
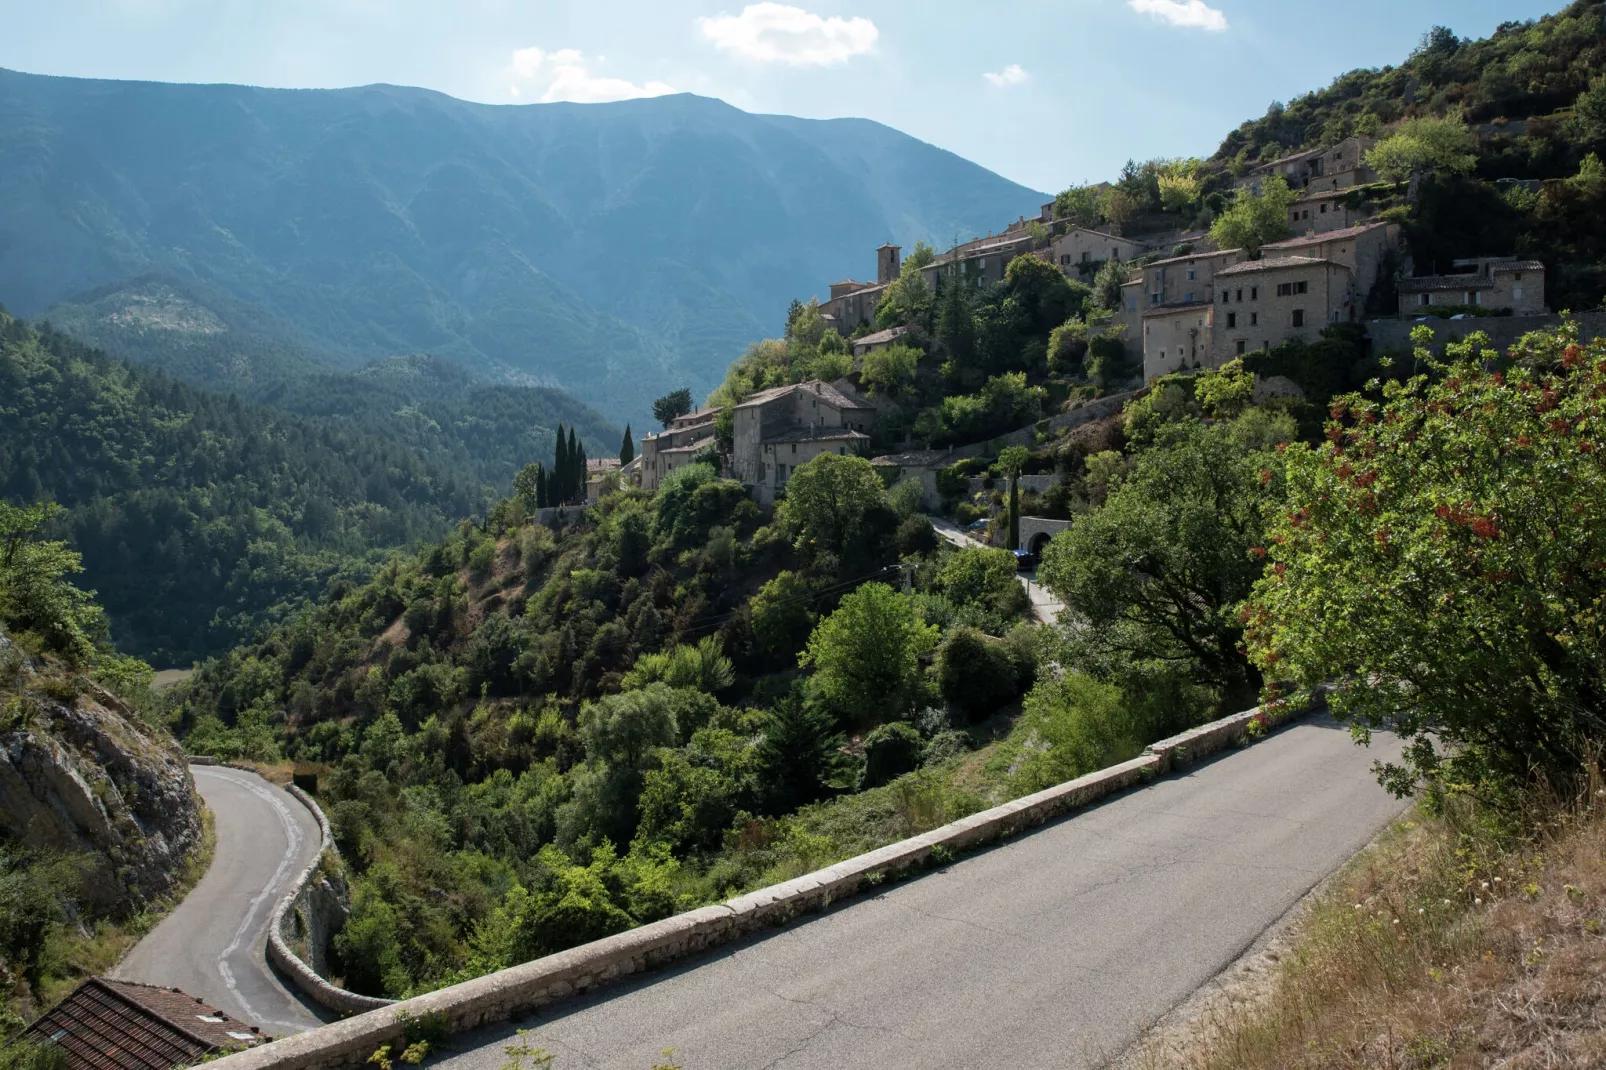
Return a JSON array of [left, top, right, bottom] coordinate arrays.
[[652, 389, 694, 429], [513, 463, 544, 509], [1092, 258, 1129, 313], [748, 571, 819, 664], [579, 684, 681, 766], [937, 626, 1019, 722], [0, 502, 105, 663], [1054, 185, 1106, 227], [936, 273, 976, 367], [1209, 174, 1295, 257], [1039, 420, 1280, 703], [1364, 117, 1476, 184], [1242, 326, 1606, 800], [860, 343, 921, 397], [1577, 74, 1606, 147], [775, 454, 890, 560], [800, 583, 937, 725], [755, 688, 843, 813], [619, 424, 634, 466], [998, 446, 1029, 551], [857, 721, 923, 789], [876, 243, 938, 330]]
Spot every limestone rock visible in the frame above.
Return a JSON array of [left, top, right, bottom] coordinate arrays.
[[0, 680, 202, 914]]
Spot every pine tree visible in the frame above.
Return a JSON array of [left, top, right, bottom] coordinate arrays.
[[620, 424, 634, 466], [756, 687, 843, 814]]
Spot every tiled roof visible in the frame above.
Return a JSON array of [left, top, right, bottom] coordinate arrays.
[[871, 449, 954, 468], [852, 326, 909, 348], [659, 434, 717, 455], [1141, 300, 1215, 319], [1397, 275, 1497, 293], [762, 426, 872, 446], [1138, 248, 1242, 270], [1216, 256, 1347, 277], [1493, 260, 1546, 272], [25, 979, 267, 1070], [734, 381, 873, 412], [1263, 222, 1393, 249]]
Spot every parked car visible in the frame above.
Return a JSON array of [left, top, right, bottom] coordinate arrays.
[[967, 518, 990, 533], [1013, 550, 1039, 571]]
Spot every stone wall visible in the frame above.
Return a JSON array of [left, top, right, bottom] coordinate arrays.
[[1365, 310, 1606, 356], [205, 698, 1318, 1070]]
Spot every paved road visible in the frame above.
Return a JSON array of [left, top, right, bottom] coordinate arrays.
[[429, 717, 1404, 1070], [929, 515, 1064, 624], [115, 766, 330, 1035]]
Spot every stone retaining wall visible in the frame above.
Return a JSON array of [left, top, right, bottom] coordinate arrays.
[[268, 786, 395, 1015], [204, 697, 1314, 1070]]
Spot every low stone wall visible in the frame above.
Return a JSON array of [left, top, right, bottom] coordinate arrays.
[[204, 697, 1315, 1070], [268, 787, 395, 1016], [1365, 309, 1606, 357]]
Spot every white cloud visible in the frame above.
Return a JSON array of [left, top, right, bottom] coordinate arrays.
[[505, 47, 677, 103], [983, 64, 1029, 88], [1127, 0, 1229, 31], [698, 3, 878, 67]]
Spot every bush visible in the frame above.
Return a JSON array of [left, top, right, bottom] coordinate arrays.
[[858, 722, 924, 789], [895, 515, 940, 558], [936, 627, 1019, 722]]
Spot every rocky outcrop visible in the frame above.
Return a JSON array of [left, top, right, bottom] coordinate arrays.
[[0, 675, 203, 914]]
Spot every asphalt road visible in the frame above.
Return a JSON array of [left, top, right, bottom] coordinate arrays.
[[430, 717, 1404, 1070], [114, 765, 330, 1035]]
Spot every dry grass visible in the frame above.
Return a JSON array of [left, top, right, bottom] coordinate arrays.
[[1131, 786, 1606, 1070]]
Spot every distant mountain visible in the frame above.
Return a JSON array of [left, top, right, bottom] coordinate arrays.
[[0, 68, 1047, 422]]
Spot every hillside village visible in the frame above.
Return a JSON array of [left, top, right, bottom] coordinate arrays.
[[627, 115, 1572, 553]]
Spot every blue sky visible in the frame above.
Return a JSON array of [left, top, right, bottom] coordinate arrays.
[[0, 0, 1566, 192]]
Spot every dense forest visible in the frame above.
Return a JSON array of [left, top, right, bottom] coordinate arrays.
[[0, 311, 460, 663]]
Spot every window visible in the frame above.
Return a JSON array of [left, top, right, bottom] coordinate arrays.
[[1185, 292, 1194, 302], [1187, 268, 1197, 281], [1081, 251, 1092, 263], [1514, 286, 1525, 300], [791, 443, 798, 454], [1292, 309, 1305, 328], [1514, 272, 1524, 281], [1250, 287, 1258, 300], [1060, 254, 1071, 265], [1128, 298, 1137, 311], [1236, 289, 1243, 302], [1419, 293, 1431, 307], [1151, 292, 1162, 306], [1236, 340, 1247, 355], [1467, 291, 1480, 306], [1226, 312, 1237, 329], [1250, 312, 1259, 326], [1320, 203, 1329, 214]]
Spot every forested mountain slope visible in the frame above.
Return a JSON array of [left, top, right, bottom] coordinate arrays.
[[0, 310, 504, 664], [0, 70, 1046, 420]]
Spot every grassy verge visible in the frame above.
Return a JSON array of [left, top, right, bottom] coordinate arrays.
[[1128, 784, 1606, 1069], [30, 806, 217, 1013]]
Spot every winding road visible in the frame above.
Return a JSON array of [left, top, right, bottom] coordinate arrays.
[[114, 765, 330, 1035], [929, 514, 1065, 624], [427, 716, 1404, 1070]]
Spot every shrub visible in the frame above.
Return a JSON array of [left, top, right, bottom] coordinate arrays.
[[936, 626, 1019, 722], [858, 722, 924, 789]]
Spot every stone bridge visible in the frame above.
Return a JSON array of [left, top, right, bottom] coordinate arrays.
[[1019, 516, 1072, 555]]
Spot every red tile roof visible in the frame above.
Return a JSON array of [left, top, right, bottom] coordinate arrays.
[[24, 979, 268, 1070]]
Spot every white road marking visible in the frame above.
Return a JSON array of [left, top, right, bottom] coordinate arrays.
[[193, 767, 315, 1033]]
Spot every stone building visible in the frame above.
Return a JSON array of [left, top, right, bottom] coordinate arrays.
[[1260, 221, 1402, 304], [1119, 248, 1245, 378], [1286, 189, 1370, 235], [1237, 136, 1378, 194], [638, 408, 719, 494], [1049, 226, 1152, 280], [1141, 302, 1216, 378], [1397, 259, 1547, 317], [852, 325, 910, 358], [731, 380, 876, 506], [1211, 256, 1358, 363], [584, 457, 622, 504]]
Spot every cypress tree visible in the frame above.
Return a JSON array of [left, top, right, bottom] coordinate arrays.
[[535, 463, 548, 509], [567, 427, 581, 503], [554, 425, 568, 503], [620, 424, 634, 466]]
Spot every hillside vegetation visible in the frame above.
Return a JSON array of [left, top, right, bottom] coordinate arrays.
[[0, 72, 1045, 419], [0, 309, 494, 664]]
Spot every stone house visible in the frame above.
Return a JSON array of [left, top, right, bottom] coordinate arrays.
[[1260, 221, 1402, 306], [1211, 256, 1358, 363], [1237, 136, 1378, 194], [584, 457, 622, 504], [638, 408, 720, 494], [1141, 303, 1217, 379], [731, 380, 876, 507], [919, 232, 1039, 292], [1287, 189, 1370, 235], [1397, 259, 1547, 317], [852, 325, 910, 358], [821, 278, 890, 336], [1050, 226, 1151, 280]]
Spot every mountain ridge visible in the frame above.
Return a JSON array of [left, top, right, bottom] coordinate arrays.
[[0, 67, 1046, 423]]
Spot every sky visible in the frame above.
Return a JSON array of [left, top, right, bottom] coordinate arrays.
[[0, 0, 1568, 193]]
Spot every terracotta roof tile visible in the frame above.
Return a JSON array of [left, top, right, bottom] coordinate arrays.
[[25, 979, 268, 1070], [1216, 256, 1347, 277]]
